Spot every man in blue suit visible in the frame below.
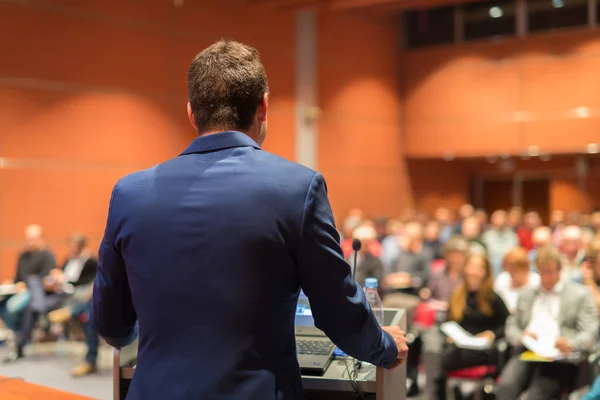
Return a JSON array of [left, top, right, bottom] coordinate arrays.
[[91, 39, 407, 400]]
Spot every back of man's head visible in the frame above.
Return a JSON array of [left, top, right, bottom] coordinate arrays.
[[187, 40, 269, 134]]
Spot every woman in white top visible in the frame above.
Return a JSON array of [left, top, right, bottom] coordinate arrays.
[[494, 247, 540, 313]]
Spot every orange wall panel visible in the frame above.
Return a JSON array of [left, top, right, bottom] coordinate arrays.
[[0, 88, 180, 164], [404, 30, 600, 158], [318, 12, 407, 218], [405, 120, 521, 157], [0, 3, 173, 97], [0, 0, 297, 277], [523, 117, 600, 153]]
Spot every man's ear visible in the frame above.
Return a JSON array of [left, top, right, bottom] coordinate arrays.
[[257, 93, 268, 122], [187, 102, 198, 130]]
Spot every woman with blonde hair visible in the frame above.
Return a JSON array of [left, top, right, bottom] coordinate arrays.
[[435, 253, 510, 400]]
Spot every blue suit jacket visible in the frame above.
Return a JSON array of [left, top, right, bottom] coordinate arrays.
[[91, 131, 398, 400]]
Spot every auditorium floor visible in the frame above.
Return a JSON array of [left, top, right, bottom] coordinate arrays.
[[0, 341, 113, 400]]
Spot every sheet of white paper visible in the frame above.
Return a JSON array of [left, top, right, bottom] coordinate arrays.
[[0, 284, 16, 296], [522, 335, 561, 359], [440, 321, 492, 350]]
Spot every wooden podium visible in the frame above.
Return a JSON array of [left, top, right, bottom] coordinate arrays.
[[113, 308, 406, 400]]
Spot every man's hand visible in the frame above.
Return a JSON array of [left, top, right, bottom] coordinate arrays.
[[382, 326, 408, 368], [555, 337, 572, 354], [522, 330, 538, 341], [476, 330, 496, 342], [15, 281, 27, 293], [385, 272, 412, 289]]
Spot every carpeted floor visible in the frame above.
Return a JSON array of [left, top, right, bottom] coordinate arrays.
[[0, 341, 113, 400]]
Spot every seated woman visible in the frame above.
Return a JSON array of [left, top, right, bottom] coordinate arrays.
[[435, 253, 510, 400], [409, 236, 469, 397], [494, 247, 540, 313]]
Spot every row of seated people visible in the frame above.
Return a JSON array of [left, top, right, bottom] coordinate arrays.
[[352, 223, 600, 399], [343, 206, 596, 285], [0, 224, 99, 377]]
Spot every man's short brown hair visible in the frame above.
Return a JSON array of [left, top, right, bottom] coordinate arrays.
[[187, 40, 269, 133], [535, 245, 562, 270]]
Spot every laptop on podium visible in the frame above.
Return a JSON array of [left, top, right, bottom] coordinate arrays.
[[295, 291, 335, 375]]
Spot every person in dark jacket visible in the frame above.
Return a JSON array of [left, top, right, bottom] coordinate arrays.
[[49, 233, 98, 376], [2, 224, 56, 362]]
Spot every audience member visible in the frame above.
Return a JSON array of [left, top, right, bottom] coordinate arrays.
[[423, 221, 443, 260], [380, 219, 403, 274], [346, 226, 385, 288], [497, 247, 598, 400], [507, 206, 523, 231], [421, 236, 469, 308], [373, 216, 389, 243], [460, 216, 486, 254], [435, 253, 510, 399], [580, 244, 600, 312], [452, 203, 475, 235], [559, 225, 586, 282], [482, 210, 519, 276], [435, 207, 455, 243], [590, 211, 600, 235], [48, 233, 99, 376], [385, 222, 433, 292], [551, 209, 567, 246], [517, 211, 542, 251], [341, 217, 382, 259], [474, 209, 490, 232], [567, 210, 582, 226], [0, 225, 55, 332], [528, 226, 552, 269], [493, 247, 540, 313], [3, 224, 57, 362]]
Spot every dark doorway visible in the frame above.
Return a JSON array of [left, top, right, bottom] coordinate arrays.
[[521, 179, 550, 224], [479, 180, 514, 216]]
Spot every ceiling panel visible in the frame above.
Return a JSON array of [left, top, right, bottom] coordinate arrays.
[[249, 0, 484, 13]]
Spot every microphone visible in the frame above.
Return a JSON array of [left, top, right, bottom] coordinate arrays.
[[352, 238, 362, 281]]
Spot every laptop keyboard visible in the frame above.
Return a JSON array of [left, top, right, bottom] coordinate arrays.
[[296, 340, 334, 355]]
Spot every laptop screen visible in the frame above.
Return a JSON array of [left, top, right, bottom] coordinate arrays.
[[295, 291, 314, 326], [295, 291, 325, 336]]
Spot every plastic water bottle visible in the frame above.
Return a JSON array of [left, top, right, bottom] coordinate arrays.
[[364, 278, 385, 326]]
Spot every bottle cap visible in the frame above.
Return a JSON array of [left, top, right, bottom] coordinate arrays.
[[365, 278, 378, 289]]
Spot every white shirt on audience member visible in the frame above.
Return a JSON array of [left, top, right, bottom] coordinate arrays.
[[525, 281, 563, 344], [494, 271, 540, 313]]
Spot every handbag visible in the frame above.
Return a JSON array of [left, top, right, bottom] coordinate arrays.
[[6, 290, 31, 314]]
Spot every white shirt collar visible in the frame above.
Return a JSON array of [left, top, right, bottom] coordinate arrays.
[[539, 280, 563, 296]]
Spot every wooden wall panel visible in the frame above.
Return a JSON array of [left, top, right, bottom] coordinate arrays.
[[404, 30, 600, 158], [0, 0, 296, 278]]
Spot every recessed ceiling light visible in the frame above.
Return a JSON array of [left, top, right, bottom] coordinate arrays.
[[552, 0, 565, 8], [588, 143, 599, 154], [576, 107, 589, 118], [443, 153, 454, 161], [489, 6, 503, 18], [528, 145, 540, 157]]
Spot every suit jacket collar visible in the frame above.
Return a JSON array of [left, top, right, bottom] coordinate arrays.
[[180, 131, 261, 156]]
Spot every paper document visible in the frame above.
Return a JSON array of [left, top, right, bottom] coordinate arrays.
[[521, 335, 560, 359], [0, 284, 16, 296], [440, 321, 492, 350]]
